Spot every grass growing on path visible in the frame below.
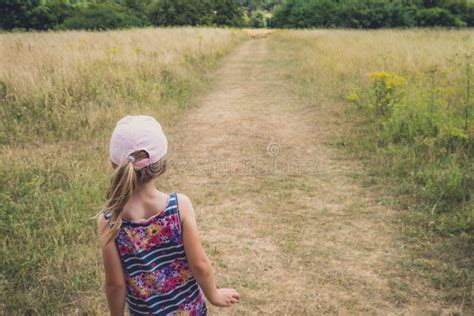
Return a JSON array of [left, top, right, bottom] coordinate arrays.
[[269, 29, 473, 311], [0, 27, 246, 314], [163, 32, 468, 314]]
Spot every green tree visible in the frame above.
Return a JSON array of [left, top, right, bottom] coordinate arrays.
[[238, 0, 282, 11], [213, 0, 244, 26], [416, 7, 463, 26], [59, 2, 149, 30], [122, 0, 151, 19], [463, 2, 474, 26], [0, 0, 39, 30], [29, 1, 77, 30], [271, 0, 473, 28], [250, 9, 266, 27], [148, 0, 213, 26]]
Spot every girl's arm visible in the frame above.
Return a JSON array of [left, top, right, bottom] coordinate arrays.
[[178, 194, 240, 307], [97, 215, 126, 316]]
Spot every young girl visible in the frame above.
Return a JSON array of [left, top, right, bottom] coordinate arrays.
[[97, 115, 240, 315]]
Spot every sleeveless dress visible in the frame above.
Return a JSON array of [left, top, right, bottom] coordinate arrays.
[[103, 192, 207, 316]]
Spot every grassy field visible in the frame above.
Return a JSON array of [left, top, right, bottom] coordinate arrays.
[[0, 27, 472, 314], [0, 28, 245, 144], [269, 29, 473, 307], [0, 27, 246, 314]]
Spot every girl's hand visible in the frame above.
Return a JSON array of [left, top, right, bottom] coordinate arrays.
[[210, 288, 240, 307]]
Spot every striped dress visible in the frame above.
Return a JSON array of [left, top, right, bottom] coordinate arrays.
[[103, 192, 207, 315]]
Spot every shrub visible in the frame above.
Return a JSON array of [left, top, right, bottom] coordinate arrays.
[[369, 71, 407, 117], [250, 10, 267, 28], [271, 0, 473, 28], [0, 0, 37, 30], [59, 3, 149, 30], [341, 0, 399, 29], [416, 7, 464, 27], [463, 3, 474, 26], [357, 68, 473, 235], [213, 0, 245, 27], [147, 0, 213, 26], [29, 2, 77, 30]]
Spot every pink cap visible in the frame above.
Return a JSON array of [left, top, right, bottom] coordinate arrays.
[[109, 115, 168, 169]]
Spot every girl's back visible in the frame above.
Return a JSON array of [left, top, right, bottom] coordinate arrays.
[[98, 115, 239, 315], [103, 192, 207, 315]]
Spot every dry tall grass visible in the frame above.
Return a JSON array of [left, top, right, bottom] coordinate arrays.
[[2, 27, 472, 314], [0, 27, 246, 314], [272, 29, 473, 103], [0, 28, 245, 143], [269, 29, 473, 307]]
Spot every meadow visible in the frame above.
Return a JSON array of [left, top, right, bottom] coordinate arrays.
[[269, 29, 473, 306], [0, 28, 245, 144], [0, 27, 473, 314], [0, 27, 246, 313]]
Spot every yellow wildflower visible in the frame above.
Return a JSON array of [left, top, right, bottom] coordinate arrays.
[[346, 88, 360, 103]]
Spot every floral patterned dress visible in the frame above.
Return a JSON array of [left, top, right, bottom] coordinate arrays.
[[103, 192, 207, 315]]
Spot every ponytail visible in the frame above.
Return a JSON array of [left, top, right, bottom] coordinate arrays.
[[100, 150, 167, 244], [104, 158, 137, 244]]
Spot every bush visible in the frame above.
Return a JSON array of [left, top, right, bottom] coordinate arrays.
[[0, 0, 39, 30], [416, 7, 464, 27], [29, 3, 77, 30], [59, 3, 149, 30], [250, 10, 267, 28], [272, 0, 341, 28], [369, 71, 407, 117], [463, 3, 474, 26], [341, 0, 398, 28], [271, 0, 473, 28], [352, 67, 473, 234], [213, 0, 245, 27], [148, 0, 213, 26]]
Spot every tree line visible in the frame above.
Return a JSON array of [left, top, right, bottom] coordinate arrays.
[[272, 0, 474, 28], [1, 0, 473, 30], [0, 0, 270, 30]]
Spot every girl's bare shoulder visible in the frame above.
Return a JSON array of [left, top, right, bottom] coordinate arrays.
[[176, 193, 195, 220]]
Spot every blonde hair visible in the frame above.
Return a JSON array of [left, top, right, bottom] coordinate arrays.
[[103, 150, 167, 244]]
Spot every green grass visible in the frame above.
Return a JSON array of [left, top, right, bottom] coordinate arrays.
[[0, 27, 246, 314], [268, 29, 473, 310], [2, 27, 473, 314]]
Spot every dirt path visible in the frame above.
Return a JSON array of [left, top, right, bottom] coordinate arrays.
[[163, 37, 447, 314]]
